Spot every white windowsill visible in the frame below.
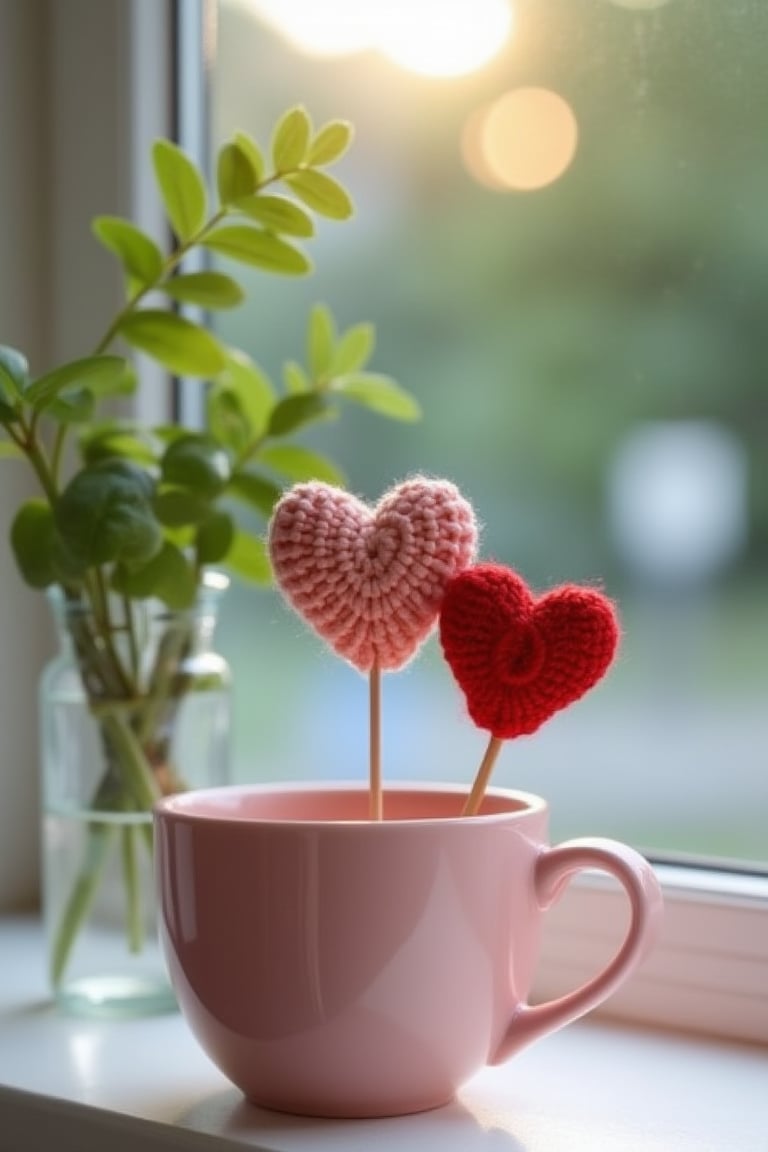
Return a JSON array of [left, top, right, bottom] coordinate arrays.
[[1, 916, 765, 1152]]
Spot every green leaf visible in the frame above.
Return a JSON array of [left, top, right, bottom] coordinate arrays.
[[92, 216, 164, 286], [214, 349, 275, 438], [226, 471, 282, 518], [268, 393, 329, 437], [233, 131, 265, 184], [282, 360, 309, 394], [206, 388, 251, 455], [272, 106, 311, 171], [202, 225, 311, 275], [225, 528, 272, 584], [331, 322, 374, 375], [334, 374, 422, 421], [234, 194, 314, 238], [196, 510, 235, 566], [163, 271, 245, 309], [160, 522, 195, 550], [308, 119, 353, 166], [11, 500, 57, 588], [118, 310, 226, 377], [307, 303, 336, 379], [79, 423, 158, 467], [0, 346, 27, 423], [258, 444, 345, 487], [40, 357, 132, 426], [0, 345, 28, 391], [47, 388, 95, 424], [111, 540, 197, 609], [153, 486, 212, 528], [25, 355, 128, 410], [151, 139, 207, 242], [55, 460, 161, 570], [161, 434, 231, 497], [217, 141, 259, 206], [152, 424, 190, 444], [284, 170, 353, 220]]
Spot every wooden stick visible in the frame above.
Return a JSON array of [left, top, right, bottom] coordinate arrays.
[[369, 660, 382, 821], [462, 735, 504, 816]]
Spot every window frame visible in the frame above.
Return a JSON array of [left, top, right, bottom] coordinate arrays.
[[537, 863, 768, 1043]]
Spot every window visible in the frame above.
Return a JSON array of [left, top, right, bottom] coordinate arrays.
[[205, 0, 768, 870], [199, 1, 768, 1043]]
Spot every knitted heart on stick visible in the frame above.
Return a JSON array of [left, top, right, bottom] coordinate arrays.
[[269, 478, 478, 672], [269, 477, 477, 819], [439, 563, 619, 813]]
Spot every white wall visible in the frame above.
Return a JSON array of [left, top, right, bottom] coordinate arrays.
[[0, 0, 51, 910], [0, 0, 172, 910]]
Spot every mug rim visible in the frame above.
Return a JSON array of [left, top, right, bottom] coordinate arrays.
[[153, 781, 548, 827]]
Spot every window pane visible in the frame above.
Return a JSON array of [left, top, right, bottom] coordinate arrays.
[[207, 0, 768, 865]]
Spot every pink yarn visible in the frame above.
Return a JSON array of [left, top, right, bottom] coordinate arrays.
[[268, 478, 478, 672]]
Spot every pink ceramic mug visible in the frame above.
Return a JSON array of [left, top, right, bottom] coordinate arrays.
[[154, 783, 663, 1118]]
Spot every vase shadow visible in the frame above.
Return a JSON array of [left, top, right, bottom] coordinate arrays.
[[176, 1088, 528, 1150]]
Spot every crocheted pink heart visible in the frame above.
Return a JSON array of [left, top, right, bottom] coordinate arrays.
[[268, 478, 478, 672], [439, 563, 619, 738]]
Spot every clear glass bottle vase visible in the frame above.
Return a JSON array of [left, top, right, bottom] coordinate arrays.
[[40, 572, 231, 1017]]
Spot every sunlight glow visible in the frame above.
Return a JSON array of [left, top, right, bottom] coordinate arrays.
[[377, 1, 513, 78], [465, 87, 578, 192], [238, 0, 513, 76], [239, 0, 372, 56]]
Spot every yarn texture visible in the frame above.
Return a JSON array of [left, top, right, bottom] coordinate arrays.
[[439, 563, 619, 738], [268, 478, 478, 672]]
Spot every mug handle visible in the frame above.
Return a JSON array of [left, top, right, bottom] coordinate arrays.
[[491, 837, 664, 1064]]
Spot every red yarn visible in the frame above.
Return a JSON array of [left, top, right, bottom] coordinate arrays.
[[439, 563, 619, 739], [268, 478, 478, 673]]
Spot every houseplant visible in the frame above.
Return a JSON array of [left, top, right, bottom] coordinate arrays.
[[0, 105, 419, 1014]]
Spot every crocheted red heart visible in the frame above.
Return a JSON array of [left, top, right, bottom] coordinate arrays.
[[268, 478, 478, 673], [439, 563, 619, 739]]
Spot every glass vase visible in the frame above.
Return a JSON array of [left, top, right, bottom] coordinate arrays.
[[40, 572, 231, 1018]]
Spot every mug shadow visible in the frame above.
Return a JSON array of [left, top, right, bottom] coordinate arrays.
[[177, 1087, 528, 1151]]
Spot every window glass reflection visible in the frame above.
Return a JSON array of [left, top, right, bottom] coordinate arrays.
[[208, 0, 768, 864]]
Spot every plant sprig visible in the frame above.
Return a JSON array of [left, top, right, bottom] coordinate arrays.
[[0, 105, 421, 609]]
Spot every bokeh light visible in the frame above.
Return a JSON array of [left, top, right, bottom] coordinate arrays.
[[464, 87, 579, 192], [237, 0, 513, 76], [377, 0, 513, 78]]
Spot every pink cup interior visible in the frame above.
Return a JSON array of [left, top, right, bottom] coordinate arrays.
[[156, 785, 543, 824]]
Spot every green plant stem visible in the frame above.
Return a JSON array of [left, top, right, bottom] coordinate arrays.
[[50, 820, 114, 987], [123, 594, 141, 684], [65, 590, 133, 701], [135, 623, 191, 747], [16, 416, 59, 505], [50, 422, 68, 488], [95, 568, 137, 692], [91, 165, 296, 357], [68, 580, 134, 695], [93, 208, 227, 355], [101, 711, 161, 812], [121, 824, 144, 954], [51, 710, 158, 985]]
